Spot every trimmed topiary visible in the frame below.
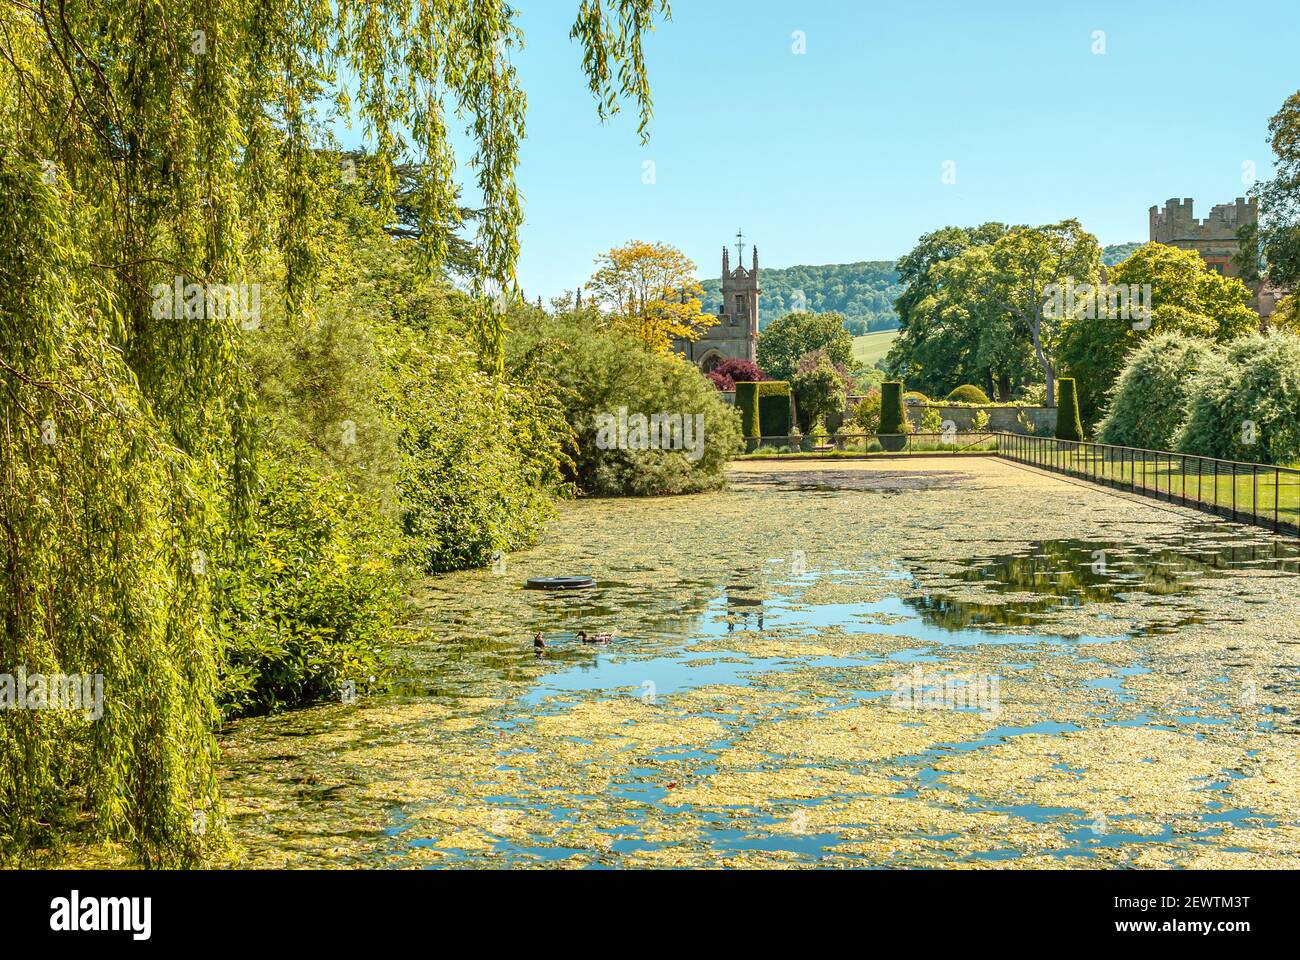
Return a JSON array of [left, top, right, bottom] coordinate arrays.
[[736, 380, 791, 448], [734, 381, 760, 450], [879, 381, 906, 450], [947, 384, 990, 404], [756, 381, 792, 439], [1056, 377, 1084, 442]]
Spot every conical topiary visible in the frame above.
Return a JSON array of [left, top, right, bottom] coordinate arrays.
[[1056, 377, 1084, 442]]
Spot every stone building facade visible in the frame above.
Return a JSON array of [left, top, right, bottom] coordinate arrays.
[[672, 242, 760, 372], [1149, 196, 1279, 319], [1149, 196, 1254, 276]]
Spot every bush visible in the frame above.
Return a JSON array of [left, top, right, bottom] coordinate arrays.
[[1175, 332, 1300, 465], [708, 358, 767, 390], [1097, 333, 1221, 450], [737, 380, 792, 441], [880, 382, 906, 434], [904, 390, 931, 404], [947, 384, 990, 404], [511, 314, 741, 495], [218, 456, 400, 718], [971, 409, 991, 432], [1056, 378, 1084, 441], [852, 389, 882, 434]]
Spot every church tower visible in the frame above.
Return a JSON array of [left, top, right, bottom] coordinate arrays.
[[670, 231, 761, 372]]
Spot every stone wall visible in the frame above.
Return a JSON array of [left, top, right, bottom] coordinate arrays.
[[904, 403, 1057, 435]]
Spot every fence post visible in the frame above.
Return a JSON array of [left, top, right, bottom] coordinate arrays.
[[1232, 461, 1237, 521]]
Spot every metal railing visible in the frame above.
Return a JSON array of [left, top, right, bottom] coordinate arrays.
[[742, 431, 999, 455], [996, 432, 1300, 536]]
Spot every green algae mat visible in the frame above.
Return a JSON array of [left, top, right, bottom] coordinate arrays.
[[218, 458, 1300, 869]]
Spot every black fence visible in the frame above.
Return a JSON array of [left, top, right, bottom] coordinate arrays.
[[997, 432, 1300, 537]]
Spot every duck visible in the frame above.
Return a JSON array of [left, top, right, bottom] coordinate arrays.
[[577, 630, 615, 645], [532, 632, 547, 651]]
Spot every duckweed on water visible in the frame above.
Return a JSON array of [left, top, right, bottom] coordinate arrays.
[[212, 458, 1300, 869]]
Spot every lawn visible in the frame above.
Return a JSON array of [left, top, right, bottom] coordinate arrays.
[[851, 328, 899, 367], [1005, 437, 1300, 532]]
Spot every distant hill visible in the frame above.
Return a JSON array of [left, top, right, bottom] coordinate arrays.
[[1103, 242, 1144, 266], [699, 243, 1143, 336], [699, 261, 902, 335]]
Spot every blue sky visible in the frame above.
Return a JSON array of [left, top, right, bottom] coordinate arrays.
[[357, 1, 1300, 299]]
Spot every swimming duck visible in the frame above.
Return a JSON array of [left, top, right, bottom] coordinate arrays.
[[532, 632, 547, 650], [577, 630, 615, 645]]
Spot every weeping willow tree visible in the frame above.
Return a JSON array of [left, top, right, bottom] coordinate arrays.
[[0, 0, 667, 865]]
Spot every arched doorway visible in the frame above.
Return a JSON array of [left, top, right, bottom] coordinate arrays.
[[699, 351, 725, 374]]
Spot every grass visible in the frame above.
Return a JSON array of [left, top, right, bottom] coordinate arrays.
[[1007, 440, 1300, 530], [851, 329, 899, 367]]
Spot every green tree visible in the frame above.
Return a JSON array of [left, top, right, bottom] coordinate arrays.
[[1251, 92, 1300, 291], [0, 0, 669, 865], [757, 311, 854, 381], [1059, 242, 1258, 426], [791, 352, 849, 432]]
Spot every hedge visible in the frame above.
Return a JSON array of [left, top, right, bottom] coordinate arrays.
[[1056, 377, 1084, 442], [736, 380, 791, 440], [757, 382, 792, 438], [880, 381, 906, 434], [735, 381, 760, 440]]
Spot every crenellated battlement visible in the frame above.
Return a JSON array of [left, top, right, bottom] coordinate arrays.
[[1149, 196, 1256, 243]]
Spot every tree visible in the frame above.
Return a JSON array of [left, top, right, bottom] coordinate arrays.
[[791, 353, 849, 433], [587, 241, 716, 353], [949, 220, 1102, 406], [885, 223, 1030, 399], [756, 311, 854, 381], [1058, 242, 1258, 425], [1251, 92, 1300, 291], [0, 0, 670, 865]]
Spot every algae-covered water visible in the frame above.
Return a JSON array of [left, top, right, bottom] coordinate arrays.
[[221, 458, 1300, 868]]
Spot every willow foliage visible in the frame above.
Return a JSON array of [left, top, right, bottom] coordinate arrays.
[[1, 1, 667, 864]]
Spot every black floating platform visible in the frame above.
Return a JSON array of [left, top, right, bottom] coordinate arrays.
[[525, 576, 597, 591]]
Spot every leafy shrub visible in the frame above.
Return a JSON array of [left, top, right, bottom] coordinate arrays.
[[218, 456, 401, 718], [880, 382, 906, 434], [708, 358, 767, 390], [971, 409, 991, 432], [511, 313, 741, 495], [851, 389, 882, 434], [1056, 378, 1084, 441], [904, 390, 931, 404], [1176, 332, 1300, 465], [1097, 333, 1221, 450], [947, 384, 990, 404], [919, 407, 944, 434]]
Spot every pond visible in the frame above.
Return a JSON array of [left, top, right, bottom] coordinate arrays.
[[221, 458, 1300, 869]]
